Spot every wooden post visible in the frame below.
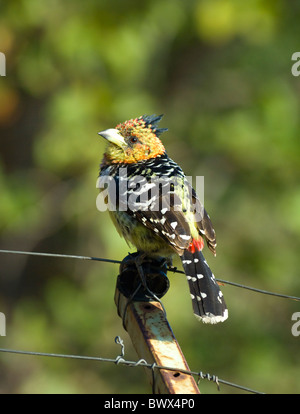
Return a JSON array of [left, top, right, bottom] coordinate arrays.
[[114, 287, 200, 394]]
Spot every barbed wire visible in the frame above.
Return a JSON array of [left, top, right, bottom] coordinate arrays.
[[0, 248, 298, 395], [0, 249, 299, 301], [0, 336, 264, 394]]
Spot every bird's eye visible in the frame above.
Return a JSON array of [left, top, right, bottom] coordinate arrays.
[[130, 136, 138, 144]]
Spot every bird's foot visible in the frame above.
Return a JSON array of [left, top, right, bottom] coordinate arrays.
[[118, 252, 169, 300]]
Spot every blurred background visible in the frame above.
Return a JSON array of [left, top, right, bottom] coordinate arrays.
[[0, 0, 299, 394]]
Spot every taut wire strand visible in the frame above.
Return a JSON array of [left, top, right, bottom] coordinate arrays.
[[0, 337, 264, 394], [0, 249, 299, 301]]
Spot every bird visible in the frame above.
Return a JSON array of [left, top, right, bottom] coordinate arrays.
[[97, 114, 228, 324]]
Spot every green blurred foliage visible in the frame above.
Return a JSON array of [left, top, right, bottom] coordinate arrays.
[[0, 0, 300, 394]]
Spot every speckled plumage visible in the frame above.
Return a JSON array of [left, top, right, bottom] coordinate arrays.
[[98, 115, 228, 324]]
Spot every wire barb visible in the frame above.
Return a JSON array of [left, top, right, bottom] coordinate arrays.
[[114, 336, 125, 364], [130, 358, 148, 367], [0, 342, 264, 394], [197, 371, 220, 391], [151, 363, 157, 394], [0, 248, 293, 394]]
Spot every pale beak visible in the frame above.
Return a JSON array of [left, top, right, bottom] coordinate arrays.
[[98, 128, 126, 148]]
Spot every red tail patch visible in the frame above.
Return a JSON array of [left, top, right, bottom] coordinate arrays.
[[188, 238, 204, 254]]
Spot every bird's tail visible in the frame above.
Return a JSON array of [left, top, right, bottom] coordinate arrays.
[[180, 246, 228, 324]]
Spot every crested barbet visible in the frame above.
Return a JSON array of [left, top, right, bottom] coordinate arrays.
[[98, 114, 228, 324]]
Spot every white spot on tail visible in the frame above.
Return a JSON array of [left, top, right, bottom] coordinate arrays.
[[160, 217, 166, 225], [195, 309, 228, 324], [180, 234, 190, 240], [170, 221, 178, 229]]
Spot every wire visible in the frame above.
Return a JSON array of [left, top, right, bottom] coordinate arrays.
[[0, 336, 264, 394], [0, 248, 295, 394], [217, 278, 300, 301], [168, 266, 300, 301], [0, 249, 299, 302], [0, 249, 121, 265]]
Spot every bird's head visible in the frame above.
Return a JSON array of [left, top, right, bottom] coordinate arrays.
[[99, 114, 168, 164]]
